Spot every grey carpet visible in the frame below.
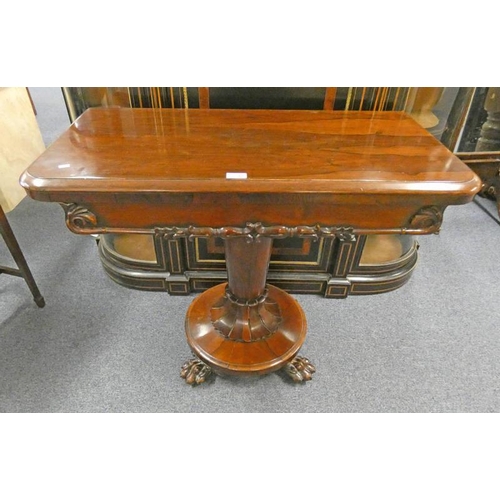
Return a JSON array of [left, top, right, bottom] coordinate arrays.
[[1, 88, 499, 412]]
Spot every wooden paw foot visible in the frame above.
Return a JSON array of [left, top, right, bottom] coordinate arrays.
[[283, 356, 316, 382], [180, 358, 213, 386]]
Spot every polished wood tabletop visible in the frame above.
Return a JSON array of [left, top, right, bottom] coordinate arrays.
[[21, 108, 481, 235], [22, 107, 478, 193]]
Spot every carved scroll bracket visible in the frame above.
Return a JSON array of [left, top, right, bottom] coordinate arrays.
[[404, 206, 444, 235], [60, 203, 98, 232]]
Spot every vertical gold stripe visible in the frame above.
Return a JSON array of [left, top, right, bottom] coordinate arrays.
[[345, 87, 353, 110], [372, 88, 378, 110], [170, 87, 175, 108], [138, 87, 143, 108], [183, 87, 190, 132], [386, 87, 391, 109], [377, 88, 383, 110], [157, 88, 164, 136], [373, 87, 381, 111], [335, 243, 353, 277], [397, 88, 404, 110], [403, 87, 411, 110], [127, 87, 132, 107], [380, 87, 388, 110], [150, 88, 158, 133], [392, 87, 401, 111], [359, 87, 366, 110], [168, 240, 183, 273], [403, 87, 412, 110]]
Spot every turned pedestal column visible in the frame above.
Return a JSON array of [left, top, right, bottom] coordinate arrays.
[[181, 235, 314, 385]]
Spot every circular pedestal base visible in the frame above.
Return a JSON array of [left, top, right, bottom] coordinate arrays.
[[185, 283, 307, 377]]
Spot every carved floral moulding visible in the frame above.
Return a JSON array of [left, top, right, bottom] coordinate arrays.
[[59, 203, 444, 237], [156, 222, 358, 242]]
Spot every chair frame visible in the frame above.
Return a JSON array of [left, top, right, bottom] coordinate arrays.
[[0, 204, 45, 307]]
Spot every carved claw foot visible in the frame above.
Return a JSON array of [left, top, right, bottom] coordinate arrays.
[[283, 356, 316, 382], [180, 358, 213, 386]]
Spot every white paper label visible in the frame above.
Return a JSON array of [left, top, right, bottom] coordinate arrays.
[[226, 172, 248, 179]]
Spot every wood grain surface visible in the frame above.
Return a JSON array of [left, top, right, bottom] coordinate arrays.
[[20, 108, 482, 234], [21, 108, 480, 196]]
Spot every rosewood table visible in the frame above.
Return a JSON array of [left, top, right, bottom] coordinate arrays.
[[20, 108, 481, 385]]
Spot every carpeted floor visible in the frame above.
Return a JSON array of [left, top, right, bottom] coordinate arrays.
[[1, 88, 499, 412]]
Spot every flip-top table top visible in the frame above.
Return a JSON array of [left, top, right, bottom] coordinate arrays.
[[21, 108, 481, 234]]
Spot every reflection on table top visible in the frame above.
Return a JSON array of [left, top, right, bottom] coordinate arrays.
[[21, 108, 480, 197]]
